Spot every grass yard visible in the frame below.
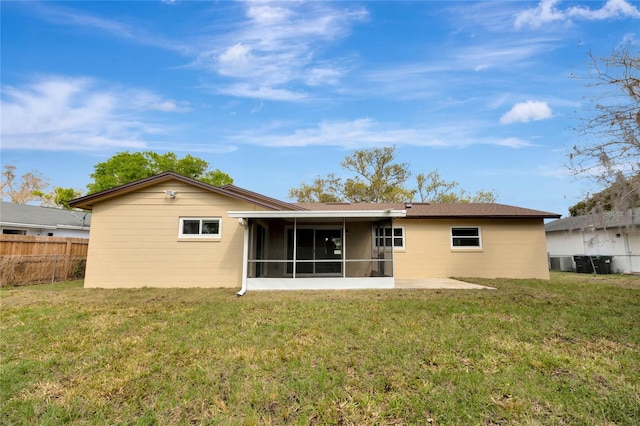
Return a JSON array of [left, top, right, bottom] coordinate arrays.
[[1, 272, 639, 425]]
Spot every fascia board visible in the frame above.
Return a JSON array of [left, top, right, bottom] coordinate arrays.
[[228, 210, 406, 219]]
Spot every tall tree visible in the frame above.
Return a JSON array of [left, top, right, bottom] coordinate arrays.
[[568, 173, 640, 216], [52, 187, 82, 210], [289, 146, 413, 203], [287, 173, 343, 203], [340, 146, 414, 202], [1, 165, 50, 204], [87, 151, 233, 194], [569, 42, 640, 218], [289, 147, 497, 203], [416, 170, 496, 203]]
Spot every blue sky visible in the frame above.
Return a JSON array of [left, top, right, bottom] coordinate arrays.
[[2, 0, 639, 216]]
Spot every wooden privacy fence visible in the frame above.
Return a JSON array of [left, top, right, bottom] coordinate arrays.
[[0, 235, 89, 286]]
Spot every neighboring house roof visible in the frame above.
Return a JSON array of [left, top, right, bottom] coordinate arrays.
[[296, 202, 560, 219], [545, 209, 640, 232], [0, 202, 91, 230], [69, 172, 304, 211]]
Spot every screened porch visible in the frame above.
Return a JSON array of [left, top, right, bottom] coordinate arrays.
[[228, 210, 406, 291]]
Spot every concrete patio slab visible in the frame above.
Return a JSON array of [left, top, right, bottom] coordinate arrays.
[[395, 278, 495, 290]]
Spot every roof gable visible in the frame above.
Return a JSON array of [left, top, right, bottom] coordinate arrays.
[[69, 172, 302, 211]]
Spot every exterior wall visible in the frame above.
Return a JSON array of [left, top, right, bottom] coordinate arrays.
[[546, 228, 640, 273], [47, 228, 90, 238], [0, 226, 89, 238], [84, 180, 264, 288], [395, 218, 550, 279]]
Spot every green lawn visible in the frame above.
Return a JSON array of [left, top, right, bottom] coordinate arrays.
[[1, 273, 639, 425]]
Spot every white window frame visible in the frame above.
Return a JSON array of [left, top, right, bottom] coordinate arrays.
[[450, 226, 482, 249], [373, 225, 405, 250], [179, 217, 222, 239]]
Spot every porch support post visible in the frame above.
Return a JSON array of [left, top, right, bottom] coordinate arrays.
[[293, 218, 297, 279], [237, 218, 250, 296], [390, 218, 395, 278], [342, 217, 346, 278]]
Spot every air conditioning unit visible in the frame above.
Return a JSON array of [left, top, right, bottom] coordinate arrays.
[[549, 256, 574, 271]]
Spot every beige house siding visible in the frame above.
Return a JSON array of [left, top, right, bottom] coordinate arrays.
[[84, 181, 265, 288], [395, 218, 550, 279]]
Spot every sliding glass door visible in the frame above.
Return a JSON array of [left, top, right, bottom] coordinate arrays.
[[286, 227, 343, 275]]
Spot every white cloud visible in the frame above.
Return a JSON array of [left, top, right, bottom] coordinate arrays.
[[197, 1, 367, 100], [32, 2, 190, 54], [515, 0, 640, 29], [217, 83, 308, 102], [217, 43, 255, 77], [567, 0, 640, 20], [1, 76, 187, 151], [245, 3, 292, 24], [500, 101, 552, 124], [515, 0, 566, 29], [495, 137, 536, 148], [229, 118, 534, 149], [305, 66, 343, 86]]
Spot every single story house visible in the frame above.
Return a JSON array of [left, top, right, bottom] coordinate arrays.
[[0, 201, 91, 238], [545, 210, 640, 274], [69, 172, 560, 292]]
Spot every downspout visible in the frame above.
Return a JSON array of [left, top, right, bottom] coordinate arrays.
[[623, 232, 632, 273], [237, 218, 249, 297]]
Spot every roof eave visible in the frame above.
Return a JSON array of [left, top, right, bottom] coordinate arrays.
[[406, 214, 561, 220], [229, 210, 407, 219]]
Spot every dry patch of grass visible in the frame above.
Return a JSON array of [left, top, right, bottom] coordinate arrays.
[[1, 273, 639, 424]]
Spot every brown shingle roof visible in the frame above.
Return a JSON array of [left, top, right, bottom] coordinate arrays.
[[295, 202, 560, 218], [69, 172, 560, 219], [221, 185, 306, 211]]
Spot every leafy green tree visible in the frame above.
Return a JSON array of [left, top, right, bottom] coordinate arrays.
[[53, 187, 82, 210], [289, 146, 497, 203], [340, 146, 414, 202], [87, 151, 233, 194], [288, 174, 343, 203], [290, 146, 413, 203], [568, 173, 640, 216], [416, 170, 497, 203]]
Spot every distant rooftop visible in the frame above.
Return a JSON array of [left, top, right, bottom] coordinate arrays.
[[545, 209, 640, 232], [1, 202, 91, 230]]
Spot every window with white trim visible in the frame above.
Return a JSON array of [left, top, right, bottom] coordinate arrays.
[[451, 227, 481, 248], [374, 226, 405, 249], [179, 218, 221, 238]]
